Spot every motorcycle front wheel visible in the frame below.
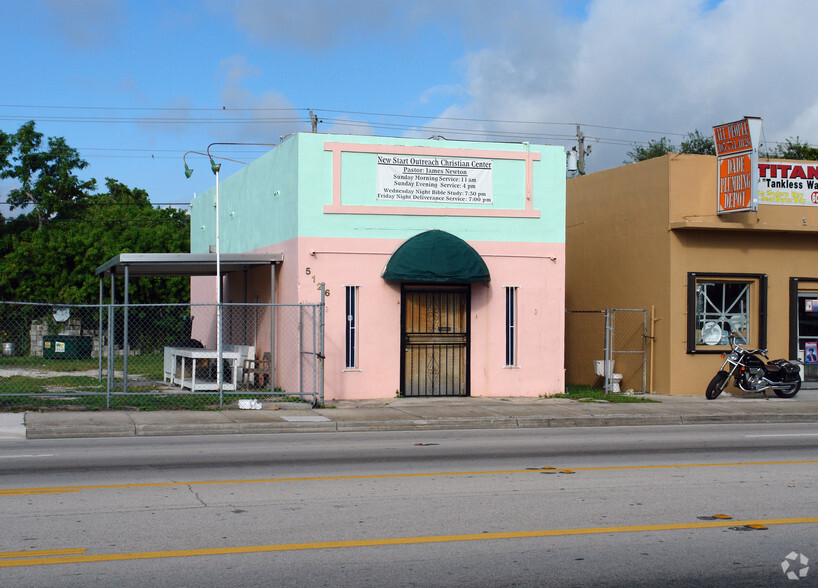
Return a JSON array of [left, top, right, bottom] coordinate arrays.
[[706, 371, 729, 400], [773, 377, 801, 399]]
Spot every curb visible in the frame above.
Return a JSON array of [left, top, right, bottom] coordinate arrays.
[[22, 412, 818, 439]]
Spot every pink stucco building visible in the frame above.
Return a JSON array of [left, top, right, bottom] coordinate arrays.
[[190, 133, 566, 400]]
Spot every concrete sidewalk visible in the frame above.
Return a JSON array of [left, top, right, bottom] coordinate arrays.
[[14, 388, 818, 439]]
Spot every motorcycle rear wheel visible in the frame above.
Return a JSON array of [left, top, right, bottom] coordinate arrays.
[[706, 371, 729, 400], [773, 377, 801, 399]]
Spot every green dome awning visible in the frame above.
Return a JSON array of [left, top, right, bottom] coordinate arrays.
[[382, 230, 490, 283]]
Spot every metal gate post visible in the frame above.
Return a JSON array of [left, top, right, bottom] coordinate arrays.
[[642, 310, 648, 394], [270, 269, 275, 396], [311, 302, 317, 404], [123, 265, 129, 395], [603, 308, 613, 394], [319, 286, 326, 406], [298, 304, 303, 399], [98, 278, 103, 382], [107, 275, 114, 407]]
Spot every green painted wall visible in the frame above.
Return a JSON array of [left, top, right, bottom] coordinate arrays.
[[190, 132, 565, 253], [190, 137, 300, 254]]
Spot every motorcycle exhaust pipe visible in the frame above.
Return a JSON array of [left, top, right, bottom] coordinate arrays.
[[735, 379, 792, 393]]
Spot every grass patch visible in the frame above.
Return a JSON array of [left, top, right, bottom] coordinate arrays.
[[555, 384, 659, 403], [0, 354, 165, 380], [0, 391, 299, 412]]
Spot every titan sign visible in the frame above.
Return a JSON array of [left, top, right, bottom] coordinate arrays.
[[758, 162, 818, 206]]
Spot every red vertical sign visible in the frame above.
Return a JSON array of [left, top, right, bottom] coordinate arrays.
[[713, 117, 761, 214]]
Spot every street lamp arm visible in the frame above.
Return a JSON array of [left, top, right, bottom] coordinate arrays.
[[206, 142, 278, 176], [183, 151, 248, 178]]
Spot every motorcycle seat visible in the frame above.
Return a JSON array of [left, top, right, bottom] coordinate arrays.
[[765, 362, 783, 373], [768, 359, 800, 376]]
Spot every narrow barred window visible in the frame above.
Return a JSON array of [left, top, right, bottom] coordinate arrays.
[[345, 286, 359, 368], [505, 286, 518, 366]]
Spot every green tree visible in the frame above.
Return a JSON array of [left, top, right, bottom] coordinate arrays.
[[0, 121, 96, 229], [624, 130, 716, 163], [770, 136, 818, 160], [0, 179, 189, 304], [84, 179, 190, 304], [679, 130, 715, 155], [624, 137, 675, 163]]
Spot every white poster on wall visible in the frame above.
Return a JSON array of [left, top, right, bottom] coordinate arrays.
[[376, 155, 493, 204], [757, 162, 818, 207]]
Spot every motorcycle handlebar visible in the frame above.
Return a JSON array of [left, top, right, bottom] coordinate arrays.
[[734, 345, 768, 358]]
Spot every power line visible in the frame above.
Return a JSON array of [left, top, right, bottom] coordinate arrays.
[[0, 115, 306, 125], [1, 217, 189, 224], [1, 104, 810, 155], [0, 104, 307, 111], [0, 200, 191, 208], [0, 103, 692, 138]]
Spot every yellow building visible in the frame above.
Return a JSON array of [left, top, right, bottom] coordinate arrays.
[[566, 153, 818, 396]]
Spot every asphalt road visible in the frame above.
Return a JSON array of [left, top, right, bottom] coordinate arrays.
[[1, 423, 817, 587]]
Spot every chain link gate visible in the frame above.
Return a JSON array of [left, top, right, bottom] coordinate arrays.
[[565, 308, 648, 394], [0, 300, 325, 410]]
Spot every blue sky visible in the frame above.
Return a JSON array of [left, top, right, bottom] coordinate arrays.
[[2, 0, 817, 212]]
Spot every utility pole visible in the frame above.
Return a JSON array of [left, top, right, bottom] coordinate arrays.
[[310, 110, 319, 133], [576, 124, 586, 175]]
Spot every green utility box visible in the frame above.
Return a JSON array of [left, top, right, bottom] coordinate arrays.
[[43, 336, 93, 359]]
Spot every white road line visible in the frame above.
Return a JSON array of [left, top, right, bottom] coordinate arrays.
[[0, 454, 54, 459], [744, 433, 818, 438]]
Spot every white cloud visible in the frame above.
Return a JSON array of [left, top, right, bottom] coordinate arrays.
[[420, 0, 818, 170], [159, 0, 818, 172], [213, 55, 303, 142], [784, 103, 818, 147]]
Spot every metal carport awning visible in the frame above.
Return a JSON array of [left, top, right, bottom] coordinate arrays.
[[96, 252, 284, 278], [95, 252, 284, 398]]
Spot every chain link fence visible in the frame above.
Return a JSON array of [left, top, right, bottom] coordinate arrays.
[[565, 309, 647, 394], [0, 301, 324, 410]]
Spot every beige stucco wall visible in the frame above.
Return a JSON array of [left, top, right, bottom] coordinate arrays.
[[568, 153, 818, 396], [670, 230, 818, 394], [566, 156, 672, 393]]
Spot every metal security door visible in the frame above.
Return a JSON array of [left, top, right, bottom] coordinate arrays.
[[402, 285, 469, 396]]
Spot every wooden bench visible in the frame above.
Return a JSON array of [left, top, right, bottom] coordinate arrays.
[[243, 351, 271, 388]]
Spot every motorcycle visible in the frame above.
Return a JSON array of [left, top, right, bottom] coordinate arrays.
[[706, 333, 801, 400]]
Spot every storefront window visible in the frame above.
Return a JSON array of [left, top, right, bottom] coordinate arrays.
[[696, 281, 750, 345], [687, 273, 767, 353]]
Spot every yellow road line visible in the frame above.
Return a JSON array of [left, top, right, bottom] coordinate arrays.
[[575, 459, 818, 472], [0, 548, 86, 558], [2, 459, 817, 496], [1, 517, 816, 568], [0, 489, 80, 496]]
